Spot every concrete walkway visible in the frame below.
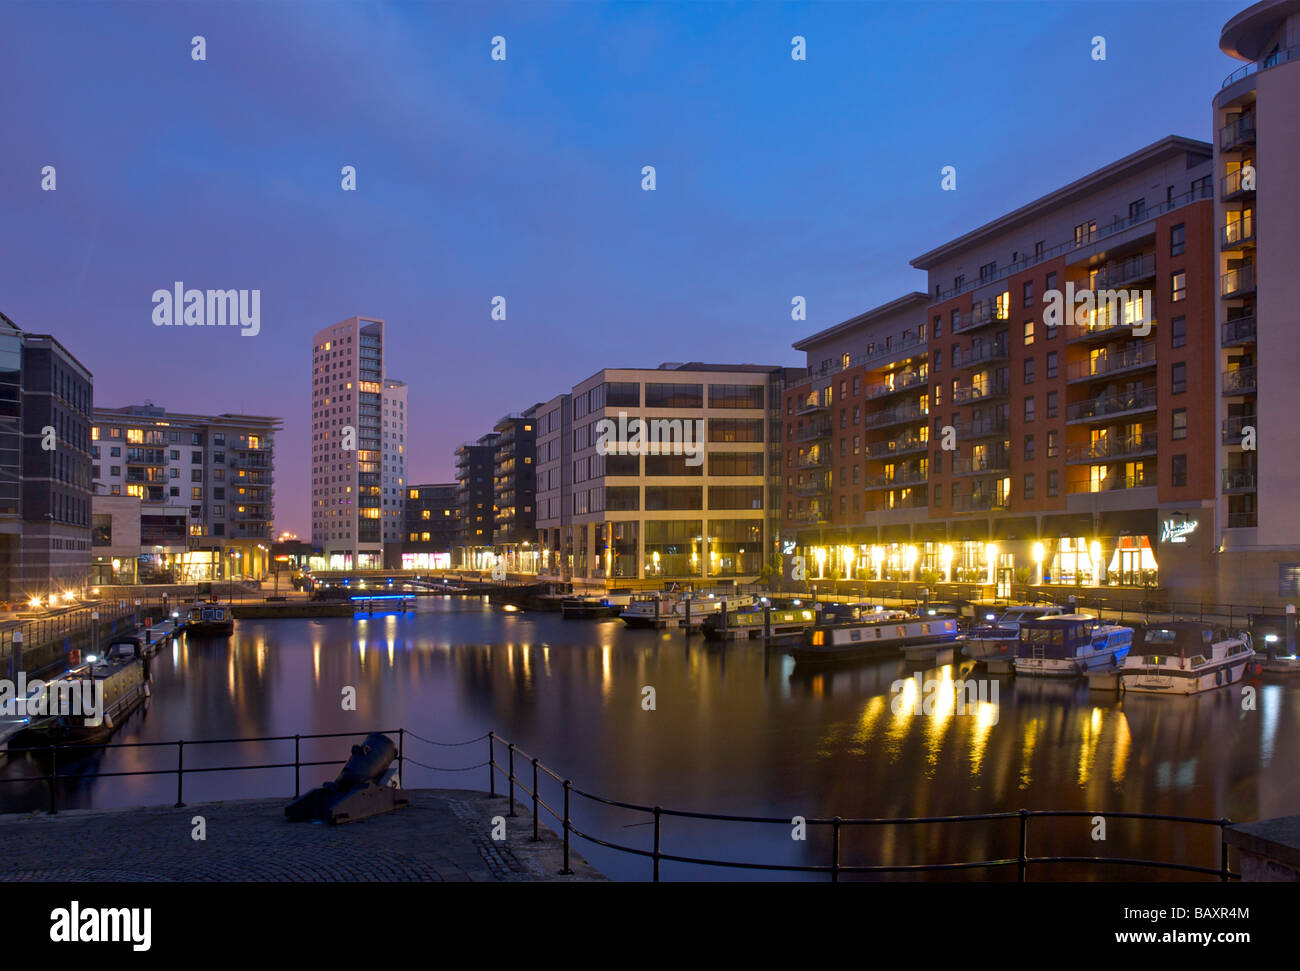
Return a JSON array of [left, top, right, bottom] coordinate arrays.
[[0, 789, 605, 882]]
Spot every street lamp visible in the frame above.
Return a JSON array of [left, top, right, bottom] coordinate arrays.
[[1033, 542, 1045, 586]]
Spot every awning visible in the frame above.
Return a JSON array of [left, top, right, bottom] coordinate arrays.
[[913, 521, 949, 542], [1041, 513, 1095, 538], [1099, 509, 1158, 536], [848, 525, 879, 544], [992, 517, 1037, 541], [882, 524, 913, 543], [949, 519, 989, 542]]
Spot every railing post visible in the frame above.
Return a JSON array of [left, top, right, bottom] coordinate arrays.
[[1018, 809, 1029, 881], [561, 780, 573, 875], [530, 758, 540, 841], [175, 739, 185, 808], [1219, 819, 1231, 882], [488, 732, 496, 798], [48, 745, 58, 815], [653, 806, 662, 883], [294, 734, 301, 798], [831, 817, 841, 883], [397, 728, 404, 786], [507, 743, 516, 816]]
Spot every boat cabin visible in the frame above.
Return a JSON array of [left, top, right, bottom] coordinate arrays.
[[1017, 615, 1099, 656], [1130, 621, 1234, 660]]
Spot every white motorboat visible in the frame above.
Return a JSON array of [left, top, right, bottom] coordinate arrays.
[[1120, 621, 1255, 694], [961, 604, 1069, 660]]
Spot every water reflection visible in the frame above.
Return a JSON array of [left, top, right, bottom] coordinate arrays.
[[1, 596, 1296, 881]]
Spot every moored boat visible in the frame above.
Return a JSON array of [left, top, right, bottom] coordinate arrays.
[[1119, 620, 1255, 694], [1012, 614, 1132, 677], [791, 609, 959, 664], [962, 604, 1069, 660], [186, 599, 235, 636], [620, 591, 754, 628]]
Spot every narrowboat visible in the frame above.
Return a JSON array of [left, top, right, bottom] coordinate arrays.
[[1012, 614, 1132, 677], [962, 604, 1069, 660], [186, 599, 234, 636], [560, 595, 624, 619], [700, 605, 817, 641], [1119, 621, 1255, 694], [791, 610, 959, 664], [620, 592, 754, 629], [8, 637, 151, 750]]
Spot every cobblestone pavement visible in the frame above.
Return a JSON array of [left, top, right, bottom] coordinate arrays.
[[0, 789, 605, 882]]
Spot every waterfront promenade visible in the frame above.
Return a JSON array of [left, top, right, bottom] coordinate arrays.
[[0, 789, 605, 882]]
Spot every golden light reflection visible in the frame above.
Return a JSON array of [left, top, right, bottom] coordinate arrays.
[[1076, 706, 1104, 786], [312, 642, 321, 684], [601, 644, 612, 698], [1020, 719, 1040, 789], [1111, 709, 1131, 785]]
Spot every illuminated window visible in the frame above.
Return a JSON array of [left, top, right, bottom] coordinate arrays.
[[126, 428, 144, 444], [126, 484, 144, 498], [996, 291, 1010, 319]]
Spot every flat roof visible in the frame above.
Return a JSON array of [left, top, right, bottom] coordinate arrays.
[[792, 293, 930, 351], [909, 135, 1212, 270]]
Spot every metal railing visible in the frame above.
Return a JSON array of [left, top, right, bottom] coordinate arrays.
[[1065, 341, 1157, 382], [1219, 114, 1256, 152], [0, 727, 1241, 882], [1222, 43, 1300, 87], [1222, 366, 1257, 395], [1064, 433, 1157, 464], [1066, 387, 1158, 422], [1222, 215, 1255, 248], [1222, 316, 1257, 346], [1222, 264, 1256, 296], [1222, 414, 1256, 444]]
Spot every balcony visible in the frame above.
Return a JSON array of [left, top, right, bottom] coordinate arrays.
[[1221, 414, 1255, 445], [1067, 473, 1153, 494], [1222, 367, 1257, 396], [1222, 264, 1256, 297], [795, 479, 830, 498], [795, 451, 830, 470], [1066, 387, 1158, 424], [952, 454, 1011, 476], [1226, 511, 1258, 529], [1085, 253, 1157, 290], [1065, 434, 1158, 465], [953, 341, 1009, 370], [955, 417, 1010, 439], [794, 421, 832, 443], [1222, 470, 1257, 494], [794, 393, 829, 416], [952, 304, 1007, 335], [952, 493, 1009, 512], [862, 404, 928, 430], [864, 435, 929, 459], [1067, 311, 1154, 344], [1219, 114, 1255, 152], [1221, 168, 1256, 201], [863, 370, 927, 400], [1222, 215, 1256, 249], [865, 468, 929, 490], [952, 379, 1011, 405], [1221, 316, 1257, 347], [1066, 342, 1157, 383], [792, 507, 829, 526]]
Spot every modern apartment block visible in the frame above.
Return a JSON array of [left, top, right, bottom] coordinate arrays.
[[1212, 0, 1300, 602], [310, 316, 388, 569], [380, 378, 408, 565], [401, 482, 458, 569], [492, 409, 539, 573], [784, 135, 1222, 600], [535, 364, 785, 587], [0, 313, 94, 601], [454, 434, 498, 569], [92, 403, 280, 582]]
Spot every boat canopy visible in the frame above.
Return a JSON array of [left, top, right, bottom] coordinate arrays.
[[1131, 621, 1218, 658]]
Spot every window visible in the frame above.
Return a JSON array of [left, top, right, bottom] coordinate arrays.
[[1171, 271, 1186, 302], [933, 484, 942, 507], [934, 349, 942, 372], [111, 447, 120, 458], [1128, 198, 1147, 223], [1023, 320, 1034, 346], [1022, 280, 1033, 307], [980, 261, 997, 282], [1047, 470, 1059, 496], [1172, 408, 1187, 440], [1046, 390, 1058, 419], [1046, 351, 1058, 379], [1024, 397, 1035, 422], [954, 274, 965, 291], [933, 315, 942, 339], [1171, 315, 1186, 348], [1024, 473, 1035, 499], [1074, 220, 1097, 246], [1047, 430, 1058, 458], [1024, 434, 1035, 461], [191, 451, 202, 463], [1170, 223, 1185, 257], [1023, 359, 1035, 384], [1172, 362, 1187, 394], [1172, 454, 1188, 487], [1035, 240, 1045, 259]]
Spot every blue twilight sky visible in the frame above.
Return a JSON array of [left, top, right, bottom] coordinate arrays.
[[0, 0, 1247, 536]]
